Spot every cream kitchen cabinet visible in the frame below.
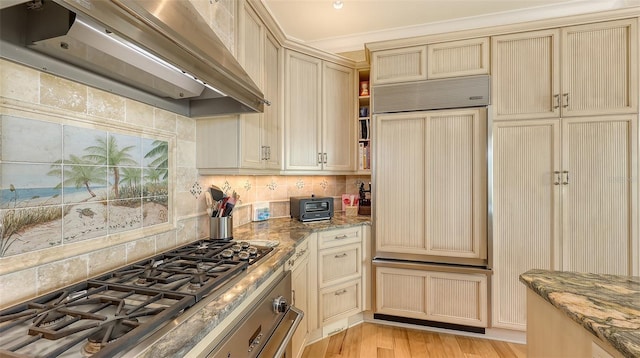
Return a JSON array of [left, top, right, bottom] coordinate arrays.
[[492, 19, 638, 120], [374, 265, 488, 328], [370, 45, 427, 85], [492, 115, 638, 330], [426, 37, 489, 79], [286, 236, 316, 358], [374, 108, 487, 266], [196, 6, 281, 173], [310, 226, 368, 339], [284, 50, 355, 172]]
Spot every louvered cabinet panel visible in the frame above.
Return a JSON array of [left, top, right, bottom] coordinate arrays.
[[239, 4, 264, 89], [492, 119, 561, 330], [319, 279, 361, 324], [318, 243, 361, 287], [425, 109, 487, 259], [491, 29, 560, 120], [322, 61, 355, 171], [427, 37, 489, 79], [262, 33, 281, 170], [284, 50, 322, 170], [370, 46, 427, 85], [562, 19, 638, 116], [375, 267, 428, 319], [427, 271, 487, 327], [374, 113, 427, 255], [562, 116, 637, 275], [375, 266, 488, 327]]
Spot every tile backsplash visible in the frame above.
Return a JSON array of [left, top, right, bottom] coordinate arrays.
[[198, 175, 370, 227]]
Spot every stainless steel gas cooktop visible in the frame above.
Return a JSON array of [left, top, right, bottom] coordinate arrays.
[[0, 239, 274, 357]]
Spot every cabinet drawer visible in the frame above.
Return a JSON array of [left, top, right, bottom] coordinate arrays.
[[319, 243, 361, 286], [319, 279, 361, 324], [318, 227, 361, 249], [285, 237, 310, 271]]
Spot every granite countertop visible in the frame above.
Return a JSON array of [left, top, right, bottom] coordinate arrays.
[[136, 214, 370, 357], [520, 269, 640, 358]]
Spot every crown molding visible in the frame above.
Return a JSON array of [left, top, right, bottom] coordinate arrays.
[[306, 1, 639, 53]]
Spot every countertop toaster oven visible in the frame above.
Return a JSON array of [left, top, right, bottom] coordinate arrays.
[[289, 196, 333, 222]]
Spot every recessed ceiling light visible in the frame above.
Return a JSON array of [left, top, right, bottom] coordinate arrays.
[[333, 1, 343, 10]]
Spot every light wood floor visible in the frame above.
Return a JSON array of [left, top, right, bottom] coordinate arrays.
[[301, 322, 527, 358]]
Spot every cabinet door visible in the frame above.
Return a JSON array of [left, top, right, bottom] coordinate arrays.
[[375, 112, 427, 256], [262, 34, 281, 169], [291, 252, 309, 358], [196, 116, 240, 169], [492, 119, 561, 330], [375, 109, 487, 264], [371, 46, 428, 85], [238, 4, 264, 90], [561, 19, 638, 117], [375, 266, 488, 327], [322, 62, 355, 171], [240, 113, 263, 168], [425, 109, 487, 261], [427, 37, 489, 79], [491, 29, 560, 120], [284, 50, 322, 170], [562, 115, 637, 275]]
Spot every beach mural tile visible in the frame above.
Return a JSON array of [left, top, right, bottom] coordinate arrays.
[[1, 115, 62, 163], [0, 114, 170, 257]]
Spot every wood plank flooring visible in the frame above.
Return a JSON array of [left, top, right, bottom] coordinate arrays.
[[301, 323, 527, 358]]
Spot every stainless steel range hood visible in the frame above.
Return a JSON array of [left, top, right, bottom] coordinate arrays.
[[0, 0, 266, 117]]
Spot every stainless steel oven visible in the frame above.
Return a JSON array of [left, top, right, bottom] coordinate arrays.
[[207, 271, 303, 358]]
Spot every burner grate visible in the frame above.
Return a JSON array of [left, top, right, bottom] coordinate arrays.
[[0, 282, 194, 358]]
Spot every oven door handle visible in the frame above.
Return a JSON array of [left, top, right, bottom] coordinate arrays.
[[258, 306, 304, 358]]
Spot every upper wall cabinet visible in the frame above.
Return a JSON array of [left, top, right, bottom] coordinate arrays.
[[426, 37, 489, 79], [370, 46, 427, 85], [492, 19, 638, 120], [196, 3, 281, 173], [284, 50, 355, 172]]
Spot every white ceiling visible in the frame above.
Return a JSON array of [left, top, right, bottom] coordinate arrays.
[[261, 0, 639, 54]]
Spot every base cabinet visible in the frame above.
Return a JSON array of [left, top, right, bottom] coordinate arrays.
[[375, 265, 488, 328], [287, 237, 315, 358], [526, 290, 622, 358]]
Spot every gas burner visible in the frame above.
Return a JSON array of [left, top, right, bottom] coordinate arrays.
[[135, 268, 161, 285], [188, 273, 209, 291], [81, 319, 139, 356], [238, 251, 250, 261], [220, 249, 234, 258], [231, 244, 242, 253], [239, 241, 250, 249], [247, 246, 258, 256]]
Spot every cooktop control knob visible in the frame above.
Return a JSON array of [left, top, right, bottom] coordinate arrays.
[[272, 296, 288, 313]]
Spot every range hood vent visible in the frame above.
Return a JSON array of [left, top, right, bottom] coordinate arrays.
[[0, 0, 266, 117]]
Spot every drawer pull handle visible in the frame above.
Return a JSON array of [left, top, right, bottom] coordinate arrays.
[[288, 259, 295, 266], [334, 253, 348, 258], [334, 289, 348, 296], [335, 235, 348, 240], [329, 327, 344, 335]]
